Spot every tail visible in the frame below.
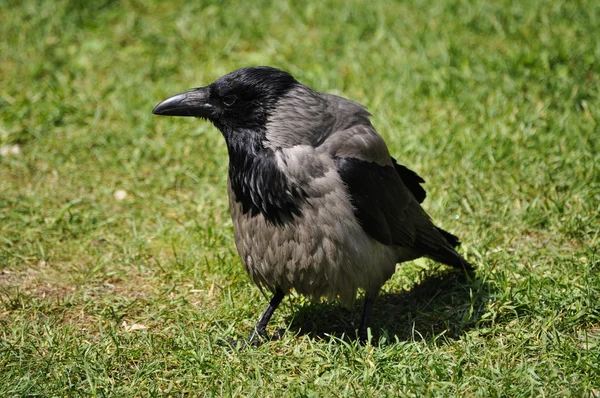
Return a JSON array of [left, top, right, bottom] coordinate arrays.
[[436, 227, 460, 248], [431, 227, 474, 270]]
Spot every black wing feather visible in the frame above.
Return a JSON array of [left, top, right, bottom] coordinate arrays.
[[334, 157, 416, 247], [391, 158, 427, 203]]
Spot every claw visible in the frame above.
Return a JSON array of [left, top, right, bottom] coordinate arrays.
[[217, 327, 286, 349]]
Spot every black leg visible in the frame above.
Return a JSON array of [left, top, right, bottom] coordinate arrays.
[[358, 292, 376, 343], [245, 289, 285, 347]]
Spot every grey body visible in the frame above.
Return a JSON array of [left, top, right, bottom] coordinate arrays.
[[229, 148, 404, 307], [231, 85, 434, 307]]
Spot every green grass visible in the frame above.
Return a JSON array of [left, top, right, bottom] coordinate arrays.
[[1, 0, 599, 395]]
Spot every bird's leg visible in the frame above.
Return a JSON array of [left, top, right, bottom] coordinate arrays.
[[246, 289, 285, 346], [358, 292, 376, 343]]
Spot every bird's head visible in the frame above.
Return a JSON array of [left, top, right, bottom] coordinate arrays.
[[152, 66, 299, 135]]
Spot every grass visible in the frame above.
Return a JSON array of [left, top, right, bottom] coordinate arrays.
[[1, 0, 599, 395]]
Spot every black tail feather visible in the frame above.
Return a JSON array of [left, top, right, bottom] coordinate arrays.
[[436, 227, 461, 248], [431, 228, 474, 270]]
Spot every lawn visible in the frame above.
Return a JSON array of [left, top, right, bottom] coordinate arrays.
[[1, 0, 599, 396]]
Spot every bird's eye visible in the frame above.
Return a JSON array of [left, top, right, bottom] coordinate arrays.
[[223, 95, 237, 107]]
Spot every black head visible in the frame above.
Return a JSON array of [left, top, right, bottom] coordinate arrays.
[[152, 66, 299, 135], [153, 67, 307, 226]]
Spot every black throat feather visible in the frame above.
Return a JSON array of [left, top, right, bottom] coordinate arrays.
[[225, 129, 307, 226]]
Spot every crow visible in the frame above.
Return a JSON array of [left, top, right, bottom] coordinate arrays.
[[152, 66, 473, 345]]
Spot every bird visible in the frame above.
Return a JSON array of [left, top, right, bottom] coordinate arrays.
[[152, 66, 473, 345]]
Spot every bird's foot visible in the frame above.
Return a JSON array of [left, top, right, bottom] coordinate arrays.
[[247, 326, 285, 346], [218, 327, 286, 349]]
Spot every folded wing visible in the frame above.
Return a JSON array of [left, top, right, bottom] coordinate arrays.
[[328, 123, 471, 269]]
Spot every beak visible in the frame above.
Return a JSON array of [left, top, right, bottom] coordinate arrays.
[[152, 86, 215, 118]]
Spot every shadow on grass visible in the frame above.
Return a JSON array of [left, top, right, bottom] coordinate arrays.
[[286, 270, 489, 344]]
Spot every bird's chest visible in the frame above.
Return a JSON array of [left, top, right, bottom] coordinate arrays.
[[225, 147, 397, 304], [227, 161, 356, 264], [227, 171, 363, 293], [226, 147, 341, 265]]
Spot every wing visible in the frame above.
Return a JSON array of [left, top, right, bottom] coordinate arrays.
[[334, 155, 417, 247], [328, 123, 471, 268], [391, 158, 426, 204]]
